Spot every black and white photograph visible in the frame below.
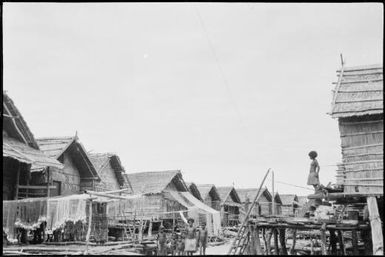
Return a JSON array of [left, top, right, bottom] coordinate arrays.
[[2, 2, 383, 256]]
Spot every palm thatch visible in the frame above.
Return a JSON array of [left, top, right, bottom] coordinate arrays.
[[125, 170, 188, 195], [36, 136, 100, 179], [279, 194, 299, 206], [3, 91, 39, 149], [330, 64, 383, 118], [186, 182, 203, 201], [3, 135, 63, 169], [216, 186, 241, 205], [236, 187, 272, 203], [88, 152, 133, 192], [274, 192, 282, 205]]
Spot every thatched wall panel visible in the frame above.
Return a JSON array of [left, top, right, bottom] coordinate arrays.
[[336, 91, 383, 103]]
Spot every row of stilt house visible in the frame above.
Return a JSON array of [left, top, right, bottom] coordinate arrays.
[[3, 91, 308, 244]]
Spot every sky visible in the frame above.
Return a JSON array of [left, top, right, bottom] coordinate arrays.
[[3, 3, 383, 196]]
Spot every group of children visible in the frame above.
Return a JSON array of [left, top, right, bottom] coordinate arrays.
[[157, 218, 208, 256]]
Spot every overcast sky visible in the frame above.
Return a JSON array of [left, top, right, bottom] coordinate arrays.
[[3, 3, 383, 196]]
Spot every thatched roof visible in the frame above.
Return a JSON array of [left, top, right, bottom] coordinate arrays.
[[196, 184, 221, 201], [3, 92, 63, 169], [216, 186, 241, 204], [3, 91, 39, 149], [186, 182, 203, 201], [274, 192, 282, 204], [36, 136, 100, 180], [279, 194, 298, 206], [3, 135, 64, 169], [126, 170, 188, 195], [330, 64, 383, 118], [88, 152, 133, 191], [236, 188, 272, 203]]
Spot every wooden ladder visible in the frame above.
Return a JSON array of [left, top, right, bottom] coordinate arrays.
[[228, 169, 271, 255]]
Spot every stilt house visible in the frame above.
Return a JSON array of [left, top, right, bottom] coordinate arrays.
[[88, 153, 133, 193], [329, 62, 383, 255], [330, 63, 383, 195], [216, 187, 242, 226], [279, 194, 299, 217], [237, 187, 273, 219], [32, 136, 100, 196], [196, 184, 222, 211], [3, 92, 63, 200], [273, 192, 282, 215], [186, 182, 203, 201]]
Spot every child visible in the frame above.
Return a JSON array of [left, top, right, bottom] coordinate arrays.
[[176, 234, 185, 256], [170, 232, 177, 256], [198, 223, 208, 255], [307, 151, 320, 191], [157, 226, 167, 256]]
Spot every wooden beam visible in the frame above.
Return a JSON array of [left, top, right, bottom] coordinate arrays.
[[14, 164, 21, 200], [367, 197, 384, 255]]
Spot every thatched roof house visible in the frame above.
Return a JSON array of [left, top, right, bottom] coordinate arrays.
[[273, 192, 282, 215], [237, 187, 273, 218], [3, 92, 63, 200], [124, 171, 221, 235], [330, 63, 383, 195], [196, 184, 222, 211], [88, 153, 133, 193], [279, 194, 299, 217], [216, 187, 242, 226], [33, 135, 100, 196], [186, 182, 203, 201]]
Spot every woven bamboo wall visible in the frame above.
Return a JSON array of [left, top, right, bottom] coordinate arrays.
[[338, 114, 383, 194]]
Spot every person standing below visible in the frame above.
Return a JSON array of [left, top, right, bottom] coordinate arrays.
[[198, 223, 208, 255], [157, 226, 167, 256], [307, 151, 320, 191], [184, 218, 198, 256]]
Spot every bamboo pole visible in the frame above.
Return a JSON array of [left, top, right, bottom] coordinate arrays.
[[227, 168, 271, 254], [367, 197, 383, 255]]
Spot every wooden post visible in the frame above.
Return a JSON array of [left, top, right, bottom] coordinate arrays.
[[46, 167, 50, 198], [148, 220, 153, 237], [367, 197, 383, 255], [279, 228, 288, 255], [273, 229, 279, 255], [266, 228, 273, 255], [14, 164, 21, 200], [85, 200, 93, 254], [351, 230, 359, 256], [272, 171, 275, 215], [320, 223, 327, 255], [337, 230, 346, 255], [254, 226, 263, 255], [289, 229, 297, 255], [262, 228, 269, 255], [329, 229, 337, 255]]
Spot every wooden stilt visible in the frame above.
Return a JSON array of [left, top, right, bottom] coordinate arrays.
[[337, 230, 346, 255], [320, 223, 327, 255], [367, 197, 383, 255], [351, 230, 359, 256], [266, 229, 273, 255], [148, 220, 153, 237], [85, 200, 93, 254], [279, 228, 288, 255], [329, 229, 337, 255], [248, 225, 257, 255], [255, 226, 263, 255], [310, 238, 314, 255], [289, 229, 297, 255], [273, 229, 279, 255]]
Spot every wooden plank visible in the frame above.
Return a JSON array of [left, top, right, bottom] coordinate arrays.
[[336, 99, 383, 104], [367, 197, 383, 255], [340, 130, 383, 137], [338, 64, 382, 72], [18, 185, 57, 190]]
